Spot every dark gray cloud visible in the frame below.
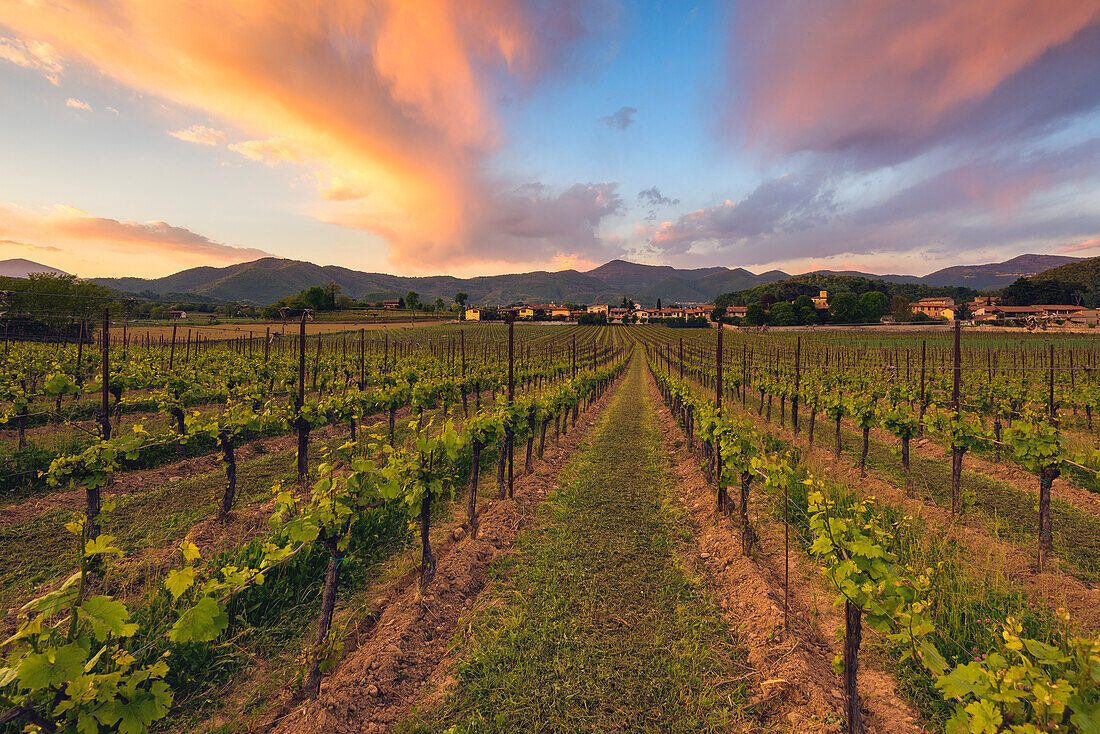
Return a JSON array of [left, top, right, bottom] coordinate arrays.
[[638, 186, 679, 207], [651, 173, 835, 255], [473, 181, 623, 263], [600, 106, 637, 130]]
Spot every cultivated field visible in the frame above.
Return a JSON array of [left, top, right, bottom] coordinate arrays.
[[0, 323, 1096, 732]]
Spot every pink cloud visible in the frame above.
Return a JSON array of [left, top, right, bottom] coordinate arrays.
[[1060, 236, 1100, 254], [0, 203, 271, 277], [732, 0, 1100, 159]]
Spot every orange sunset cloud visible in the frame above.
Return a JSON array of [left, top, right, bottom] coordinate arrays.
[[0, 203, 270, 277], [0, 0, 609, 271]]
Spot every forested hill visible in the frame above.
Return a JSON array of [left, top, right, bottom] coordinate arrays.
[[714, 273, 979, 309], [1009, 256, 1100, 306], [86, 252, 1082, 307], [94, 257, 787, 306]]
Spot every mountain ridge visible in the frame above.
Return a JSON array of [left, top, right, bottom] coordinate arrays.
[[0, 258, 69, 278], [60, 253, 1085, 305]]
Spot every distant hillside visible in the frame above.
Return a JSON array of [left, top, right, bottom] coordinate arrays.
[[715, 273, 980, 309], [97, 258, 625, 307], [1028, 256, 1100, 306], [96, 257, 784, 306], [92, 252, 1082, 307], [806, 269, 923, 285], [584, 259, 729, 292], [922, 254, 1081, 290], [0, 259, 68, 278]]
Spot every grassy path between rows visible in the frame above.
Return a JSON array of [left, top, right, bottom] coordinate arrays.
[[405, 357, 747, 733]]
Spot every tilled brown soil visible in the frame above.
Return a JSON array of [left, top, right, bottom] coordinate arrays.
[[0, 407, 413, 531], [233, 380, 627, 734], [646, 371, 927, 734]]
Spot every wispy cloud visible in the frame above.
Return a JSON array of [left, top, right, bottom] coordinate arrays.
[[0, 37, 63, 84], [1060, 236, 1100, 254], [0, 239, 61, 253], [638, 186, 678, 207], [169, 124, 226, 146], [228, 137, 301, 166], [0, 203, 271, 277], [65, 98, 91, 111], [600, 106, 637, 130]]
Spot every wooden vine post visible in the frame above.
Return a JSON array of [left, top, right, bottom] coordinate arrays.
[[950, 320, 964, 516], [217, 428, 236, 520], [169, 322, 177, 371], [844, 598, 863, 734], [507, 318, 515, 498], [919, 339, 927, 432], [792, 336, 801, 434], [1048, 343, 1056, 423], [715, 327, 728, 512], [679, 337, 684, 380], [296, 312, 309, 484], [1038, 461, 1057, 571], [98, 307, 111, 441]]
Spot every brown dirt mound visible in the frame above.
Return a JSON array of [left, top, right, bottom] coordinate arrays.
[[234, 381, 626, 733], [646, 371, 927, 734], [747, 404, 1100, 632], [0, 406, 412, 531]]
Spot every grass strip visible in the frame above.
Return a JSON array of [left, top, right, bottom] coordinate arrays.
[[405, 358, 748, 733]]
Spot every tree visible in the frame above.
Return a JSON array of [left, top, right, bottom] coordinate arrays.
[[711, 304, 727, 322], [455, 292, 468, 307], [405, 291, 420, 310], [0, 273, 111, 328], [770, 302, 797, 326], [829, 292, 862, 323], [323, 281, 341, 309], [890, 295, 910, 319], [302, 286, 327, 311], [799, 305, 819, 325], [793, 295, 814, 311], [656, 297, 662, 311], [746, 303, 768, 326], [859, 291, 889, 322], [1001, 277, 1086, 306], [577, 312, 607, 325], [434, 297, 445, 312]]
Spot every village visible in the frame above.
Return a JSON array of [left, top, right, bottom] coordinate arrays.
[[461, 302, 715, 323], [457, 292, 1099, 327]]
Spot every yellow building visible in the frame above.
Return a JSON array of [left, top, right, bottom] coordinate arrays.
[[464, 307, 483, 321]]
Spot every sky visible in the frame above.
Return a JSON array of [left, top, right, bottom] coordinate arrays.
[[0, 0, 1099, 280]]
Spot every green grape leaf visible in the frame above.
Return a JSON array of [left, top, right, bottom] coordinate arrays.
[[16, 642, 87, 691], [85, 535, 123, 558], [79, 595, 138, 638], [164, 567, 197, 600], [168, 595, 227, 644]]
